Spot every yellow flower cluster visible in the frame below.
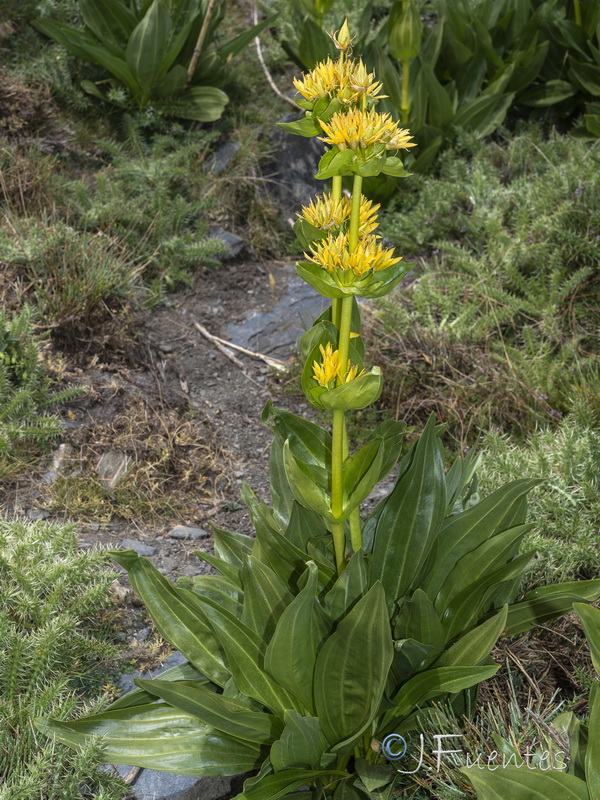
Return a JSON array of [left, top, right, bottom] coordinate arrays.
[[319, 108, 416, 151], [298, 193, 379, 235], [306, 232, 402, 278], [293, 58, 385, 106], [312, 342, 364, 388]]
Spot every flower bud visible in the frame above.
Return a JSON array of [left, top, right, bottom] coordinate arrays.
[[332, 18, 353, 53]]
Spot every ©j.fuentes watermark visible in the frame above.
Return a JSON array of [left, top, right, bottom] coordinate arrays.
[[381, 733, 568, 774]]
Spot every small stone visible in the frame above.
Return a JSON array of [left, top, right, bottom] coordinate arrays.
[[206, 141, 241, 175], [134, 627, 150, 643], [234, 470, 244, 478], [158, 342, 174, 353], [167, 525, 210, 541], [208, 226, 246, 258], [161, 556, 178, 573], [25, 509, 50, 521], [97, 450, 131, 489], [121, 537, 156, 556]]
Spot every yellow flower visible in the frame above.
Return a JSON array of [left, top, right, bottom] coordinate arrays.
[[348, 60, 386, 103], [306, 232, 402, 278], [331, 19, 354, 53], [298, 193, 380, 235], [312, 341, 365, 387], [293, 58, 339, 102], [319, 108, 416, 151], [312, 342, 340, 387]]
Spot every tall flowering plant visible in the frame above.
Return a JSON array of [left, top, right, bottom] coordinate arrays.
[[36, 24, 600, 800]]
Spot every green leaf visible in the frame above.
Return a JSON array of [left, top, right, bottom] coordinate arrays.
[[263, 403, 332, 475], [314, 583, 393, 745], [436, 606, 508, 667], [453, 92, 514, 138], [283, 440, 332, 520], [218, 13, 275, 60], [325, 549, 368, 623], [213, 526, 254, 568], [586, 682, 600, 798], [505, 580, 600, 636], [160, 86, 229, 121], [109, 661, 209, 711], [133, 679, 283, 744], [233, 769, 347, 800], [386, 665, 498, 725], [394, 589, 444, 649], [80, 0, 136, 51], [573, 603, 600, 676], [421, 479, 540, 600], [420, 61, 455, 129], [195, 550, 241, 585], [196, 594, 304, 716], [461, 764, 589, 799], [278, 116, 322, 138], [315, 148, 356, 180], [241, 554, 294, 641], [126, 0, 171, 91], [297, 17, 336, 69], [570, 60, 600, 97], [518, 79, 576, 107], [370, 415, 446, 613], [110, 551, 229, 685], [264, 562, 330, 712], [181, 573, 242, 619], [36, 705, 263, 776], [319, 370, 383, 413], [270, 711, 330, 771], [294, 218, 329, 250]]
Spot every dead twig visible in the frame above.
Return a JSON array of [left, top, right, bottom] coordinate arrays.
[[186, 0, 217, 87], [253, 1, 301, 110], [193, 321, 287, 371]]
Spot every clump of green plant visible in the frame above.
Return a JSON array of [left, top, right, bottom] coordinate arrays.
[[37, 25, 600, 799], [0, 305, 82, 477], [475, 407, 600, 589], [0, 517, 127, 799], [1, 215, 145, 336], [58, 120, 228, 298], [32, 0, 272, 120], [370, 126, 600, 440]]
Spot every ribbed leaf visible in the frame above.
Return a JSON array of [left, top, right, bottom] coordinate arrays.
[[241, 554, 294, 641], [324, 549, 368, 622], [370, 415, 446, 612], [110, 550, 229, 685], [436, 606, 508, 667], [385, 665, 498, 726], [36, 705, 263, 776], [573, 603, 600, 675], [234, 769, 347, 800], [126, 0, 171, 89], [518, 79, 575, 106], [453, 92, 514, 137], [81, 0, 136, 51], [314, 583, 393, 745], [184, 573, 242, 618], [270, 711, 330, 771], [196, 594, 304, 716], [214, 526, 254, 568], [160, 86, 229, 121], [109, 662, 209, 711], [134, 679, 283, 744], [264, 562, 330, 712], [462, 764, 589, 799], [587, 682, 600, 798], [422, 479, 539, 600], [395, 589, 444, 649], [505, 580, 600, 636], [218, 14, 275, 59]]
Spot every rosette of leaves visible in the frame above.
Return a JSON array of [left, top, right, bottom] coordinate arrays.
[[463, 602, 600, 799], [32, 0, 273, 120], [35, 411, 600, 799]]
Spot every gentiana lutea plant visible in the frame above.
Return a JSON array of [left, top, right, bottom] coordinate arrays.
[[37, 23, 600, 800]]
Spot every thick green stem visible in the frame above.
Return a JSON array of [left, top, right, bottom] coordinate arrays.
[[348, 175, 363, 251], [331, 175, 343, 329], [574, 0, 582, 25], [401, 59, 410, 124]]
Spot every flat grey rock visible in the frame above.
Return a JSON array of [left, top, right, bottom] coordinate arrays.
[[167, 525, 210, 540], [209, 227, 245, 258], [121, 538, 157, 556]]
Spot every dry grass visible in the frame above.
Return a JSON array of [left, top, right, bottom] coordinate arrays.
[[48, 395, 233, 522]]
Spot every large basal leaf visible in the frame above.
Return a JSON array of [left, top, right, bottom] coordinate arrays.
[[109, 661, 210, 711], [195, 594, 304, 716], [213, 526, 254, 568], [587, 682, 600, 799], [435, 606, 508, 667], [505, 580, 600, 636], [518, 79, 576, 106], [394, 589, 444, 650], [370, 415, 446, 612], [126, 0, 171, 90], [36, 705, 263, 776], [421, 479, 539, 600], [134, 679, 283, 744], [264, 562, 330, 712], [314, 583, 393, 745], [110, 550, 229, 686], [324, 549, 368, 623], [80, 0, 136, 52], [270, 711, 330, 772], [218, 13, 275, 60], [160, 86, 229, 121], [241, 553, 294, 641], [573, 603, 600, 675], [461, 764, 589, 799], [233, 769, 347, 800], [382, 665, 498, 730], [453, 91, 514, 138]]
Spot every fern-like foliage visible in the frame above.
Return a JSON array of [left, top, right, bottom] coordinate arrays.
[[0, 306, 83, 476], [0, 518, 126, 800]]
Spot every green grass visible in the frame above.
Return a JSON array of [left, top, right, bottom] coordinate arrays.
[[371, 125, 600, 443], [0, 518, 127, 800]]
